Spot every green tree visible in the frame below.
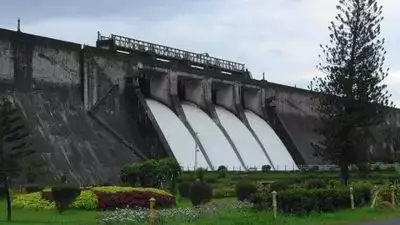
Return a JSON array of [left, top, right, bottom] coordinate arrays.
[[0, 96, 34, 221], [309, 0, 393, 185]]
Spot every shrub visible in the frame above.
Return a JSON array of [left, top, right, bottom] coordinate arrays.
[[235, 181, 257, 201], [70, 190, 98, 210], [189, 181, 212, 206], [249, 192, 271, 210], [25, 185, 43, 193], [178, 182, 191, 198], [261, 165, 271, 172], [12, 192, 55, 209], [51, 184, 81, 212], [304, 179, 327, 189]]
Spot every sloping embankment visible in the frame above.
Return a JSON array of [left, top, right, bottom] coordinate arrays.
[[5, 85, 138, 185]]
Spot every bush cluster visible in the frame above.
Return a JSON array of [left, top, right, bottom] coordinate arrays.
[[15, 186, 175, 210], [121, 158, 181, 189], [96, 190, 175, 210], [249, 183, 376, 215]]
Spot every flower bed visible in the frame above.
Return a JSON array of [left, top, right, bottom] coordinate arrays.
[[99, 201, 252, 225], [13, 186, 175, 210]]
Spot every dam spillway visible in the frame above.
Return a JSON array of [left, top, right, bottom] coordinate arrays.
[[215, 106, 270, 170], [181, 102, 243, 170], [145, 99, 209, 169], [245, 110, 298, 170]]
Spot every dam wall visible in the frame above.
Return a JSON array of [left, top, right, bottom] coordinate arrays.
[[0, 27, 399, 184]]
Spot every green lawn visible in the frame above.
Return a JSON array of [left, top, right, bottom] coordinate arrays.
[[2, 201, 400, 225]]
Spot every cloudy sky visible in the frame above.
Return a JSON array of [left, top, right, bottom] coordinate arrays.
[[2, 0, 400, 105]]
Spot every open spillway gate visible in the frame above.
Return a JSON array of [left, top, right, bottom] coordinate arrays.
[[95, 32, 304, 171]]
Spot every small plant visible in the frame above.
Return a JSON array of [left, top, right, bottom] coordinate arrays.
[[189, 180, 212, 206], [261, 165, 271, 172], [178, 182, 191, 198], [235, 180, 257, 201], [51, 184, 81, 213]]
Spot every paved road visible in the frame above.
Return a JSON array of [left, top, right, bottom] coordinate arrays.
[[358, 218, 400, 225]]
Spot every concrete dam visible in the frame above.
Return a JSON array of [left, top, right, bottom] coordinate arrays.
[[0, 28, 399, 185]]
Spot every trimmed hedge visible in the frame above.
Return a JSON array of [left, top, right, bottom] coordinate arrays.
[[13, 186, 175, 210], [250, 184, 375, 215]]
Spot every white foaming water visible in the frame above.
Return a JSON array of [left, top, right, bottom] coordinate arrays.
[[245, 110, 298, 171], [215, 106, 269, 169], [145, 99, 209, 169], [182, 102, 243, 170]]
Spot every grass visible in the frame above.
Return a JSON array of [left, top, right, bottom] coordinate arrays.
[[186, 208, 400, 225], [2, 199, 400, 225]]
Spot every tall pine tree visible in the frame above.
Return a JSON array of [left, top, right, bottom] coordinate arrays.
[[0, 95, 34, 221], [309, 0, 393, 185]]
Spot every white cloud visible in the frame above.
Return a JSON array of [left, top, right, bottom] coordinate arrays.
[[11, 0, 400, 104]]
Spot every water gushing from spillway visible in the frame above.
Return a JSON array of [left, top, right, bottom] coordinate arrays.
[[245, 110, 298, 171], [215, 106, 269, 170], [182, 102, 243, 170], [145, 99, 209, 170]]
